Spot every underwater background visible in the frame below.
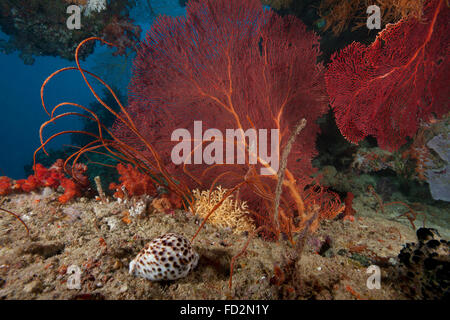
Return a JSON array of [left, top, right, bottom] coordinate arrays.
[[0, 0, 186, 179], [0, 0, 448, 300]]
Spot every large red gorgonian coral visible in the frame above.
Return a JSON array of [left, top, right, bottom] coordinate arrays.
[[37, 0, 341, 242], [111, 0, 330, 236], [325, 0, 449, 152]]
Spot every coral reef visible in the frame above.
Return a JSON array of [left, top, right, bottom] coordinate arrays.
[[151, 197, 173, 214], [0, 0, 140, 64], [350, 147, 395, 173], [1, 0, 449, 303], [0, 189, 422, 299], [109, 163, 157, 199], [397, 118, 450, 200], [83, 0, 107, 16], [0, 177, 12, 196], [325, 0, 449, 152], [1, 159, 89, 204], [111, 0, 333, 239], [425, 133, 450, 201], [32, 0, 449, 298], [191, 186, 255, 235], [107, 163, 183, 217]]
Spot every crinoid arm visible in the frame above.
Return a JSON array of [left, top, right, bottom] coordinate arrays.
[[37, 37, 193, 204]]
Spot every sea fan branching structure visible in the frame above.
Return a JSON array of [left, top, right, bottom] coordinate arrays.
[[326, 0, 449, 151], [37, 0, 342, 243], [113, 0, 343, 239]]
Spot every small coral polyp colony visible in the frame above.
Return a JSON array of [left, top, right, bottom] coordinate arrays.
[[0, 160, 88, 204]]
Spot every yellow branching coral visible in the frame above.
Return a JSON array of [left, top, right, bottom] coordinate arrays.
[[191, 186, 255, 234]]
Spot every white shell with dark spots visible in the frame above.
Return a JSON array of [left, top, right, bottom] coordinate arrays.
[[129, 233, 199, 281]]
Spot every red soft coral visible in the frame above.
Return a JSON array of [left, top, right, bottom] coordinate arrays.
[[325, 0, 449, 151], [15, 175, 41, 192], [33, 163, 65, 188], [0, 176, 12, 196], [3, 159, 88, 203], [109, 163, 157, 198], [58, 178, 81, 204], [71, 163, 89, 188]]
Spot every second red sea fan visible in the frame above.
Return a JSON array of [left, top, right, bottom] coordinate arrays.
[[112, 0, 328, 225], [325, 0, 449, 152]]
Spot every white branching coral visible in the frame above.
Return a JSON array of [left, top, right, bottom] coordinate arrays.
[[84, 0, 107, 16], [191, 186, 255, 234]]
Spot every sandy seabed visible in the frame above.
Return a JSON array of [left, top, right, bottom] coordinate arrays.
[[0, 187, 448, 300]]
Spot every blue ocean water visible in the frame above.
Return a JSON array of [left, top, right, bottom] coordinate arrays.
[[0, 0, 185, 179]]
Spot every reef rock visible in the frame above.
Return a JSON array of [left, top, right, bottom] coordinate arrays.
[[397, 228, 449, 299]]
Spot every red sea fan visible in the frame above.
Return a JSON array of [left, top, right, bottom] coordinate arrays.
[[325, 0, 449, 152], [35, 0, 333, 242], [112, 0, 327, 217]]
